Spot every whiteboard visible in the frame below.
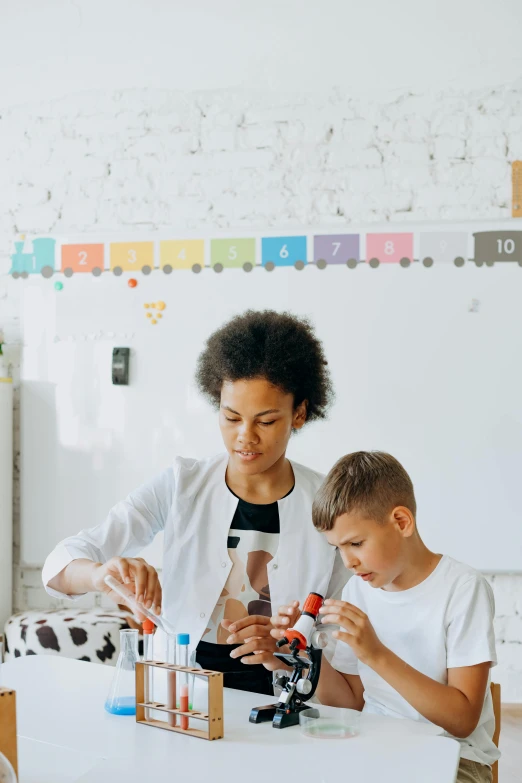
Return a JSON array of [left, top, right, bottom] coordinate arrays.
[[19, 225, 522, 572]]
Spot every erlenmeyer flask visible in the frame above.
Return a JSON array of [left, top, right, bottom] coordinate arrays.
[[0, 751, 16, 783], [104, 629, 139, 715]]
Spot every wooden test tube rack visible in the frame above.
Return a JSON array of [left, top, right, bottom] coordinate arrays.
[[0, 687, 18, 778], [136, 661, 224, 741]]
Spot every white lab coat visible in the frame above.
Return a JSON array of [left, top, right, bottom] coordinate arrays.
[[43, 453, 349, 645]]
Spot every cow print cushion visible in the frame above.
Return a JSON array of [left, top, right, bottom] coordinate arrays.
[[3, 608, 144, 665]]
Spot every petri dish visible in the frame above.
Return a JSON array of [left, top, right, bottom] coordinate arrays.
[[299, 706, 361, 739]]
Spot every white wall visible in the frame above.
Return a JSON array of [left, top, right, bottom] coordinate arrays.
[[1, 0, 522, 107], [1, 0, 522, 699]]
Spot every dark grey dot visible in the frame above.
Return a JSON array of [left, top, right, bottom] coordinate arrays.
[[12, 271, 19, 279], [454, 257, 465, 267], [92, 267, 102, 277], [64, 267, 74, 278], [485, 260, 494, 267], [192, 263, 202, 274], [369, 258, 380, 268], [243, 262, 253, 272], [112, 266, 123, 276], [347, 258, 358, 269], [316, 259, 327, 270], [265, 261, 275, 272], [214, 263, 224, 274], [141, 265, 152, 275], [475, 260, 484, 268], [400, 257, 411, 268], [294, 260, 305, 270], [21, 271, 29, 279], [163, 264, 173, 275], [41, 265, 54, 278], [422, 257, 434, 268]]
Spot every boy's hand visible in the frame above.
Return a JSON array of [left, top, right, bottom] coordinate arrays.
[[319, 599, 386, 666], [270, 601, 301, 642]]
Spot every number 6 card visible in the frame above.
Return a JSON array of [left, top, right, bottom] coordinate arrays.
[[261, 236, 307, 268]]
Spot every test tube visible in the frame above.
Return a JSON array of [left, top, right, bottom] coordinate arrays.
[[177, 633, 190, 730], [166, 634, 177, 727], [142, 619, 154, 720]]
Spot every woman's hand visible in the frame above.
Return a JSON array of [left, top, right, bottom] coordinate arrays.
[[91, 557, 162, 618], [270, 600, 301, 643], [221, 615, 284, 671]]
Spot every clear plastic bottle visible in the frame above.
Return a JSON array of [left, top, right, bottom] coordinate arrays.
[[104, 629, 139, 715]]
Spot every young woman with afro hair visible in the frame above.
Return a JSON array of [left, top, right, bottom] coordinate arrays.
[[43, 310, 348, 694]]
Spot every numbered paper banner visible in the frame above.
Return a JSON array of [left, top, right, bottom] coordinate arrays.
[[366, 233, 414, 265], [62, 244, 104, 275], [314, 234, 360, 265], [10, 238, 56, 277], [473, 231, 522, 265], [419, 233, 468, 266], [160, 240, 205, 271], [261, 236, 307, 268], [110, 242, 155, 273], [210, 238, 256, 269]]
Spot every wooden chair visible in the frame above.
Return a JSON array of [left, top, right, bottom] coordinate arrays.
[[491, 682, 501, 783]]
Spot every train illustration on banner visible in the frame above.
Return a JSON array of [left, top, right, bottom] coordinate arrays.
[[9, 230, 522, 278]]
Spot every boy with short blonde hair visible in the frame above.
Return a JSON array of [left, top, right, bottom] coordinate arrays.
[[273, 451, 499, 783]]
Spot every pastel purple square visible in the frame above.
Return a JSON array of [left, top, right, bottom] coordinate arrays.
[[313, 234, 360, 265]]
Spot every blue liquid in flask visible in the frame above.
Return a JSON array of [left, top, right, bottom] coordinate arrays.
[[105, 696, 136, 716]]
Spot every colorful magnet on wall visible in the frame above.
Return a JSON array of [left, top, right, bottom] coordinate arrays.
[[54, 281, 63, 291], [261, 236, 307, 268], [365, 233, 414, 266], [128, 278, 138, 288], [210, 238, 256, 270], [61, 243, 104, 276], [313, 234, 360, 266], [155, 301, 166, 311]]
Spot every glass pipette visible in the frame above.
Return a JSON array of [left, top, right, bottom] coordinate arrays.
[[104, 575, 176, 636]]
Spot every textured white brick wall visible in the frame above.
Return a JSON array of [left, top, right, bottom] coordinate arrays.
[[1, 85, 521, 698]]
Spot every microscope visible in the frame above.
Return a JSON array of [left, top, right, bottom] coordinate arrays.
[[249, 592, 330, 729]]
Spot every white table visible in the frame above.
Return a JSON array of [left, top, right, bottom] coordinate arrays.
[[1, 656, 460, 783]]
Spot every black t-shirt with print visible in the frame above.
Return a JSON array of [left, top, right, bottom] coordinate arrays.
[[195, 487, 292, 695]]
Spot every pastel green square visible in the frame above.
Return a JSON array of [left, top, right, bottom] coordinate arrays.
[[210, 238, 256, 268]]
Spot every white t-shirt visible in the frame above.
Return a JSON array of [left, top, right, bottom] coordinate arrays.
[[331, 555, 499, 766]]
